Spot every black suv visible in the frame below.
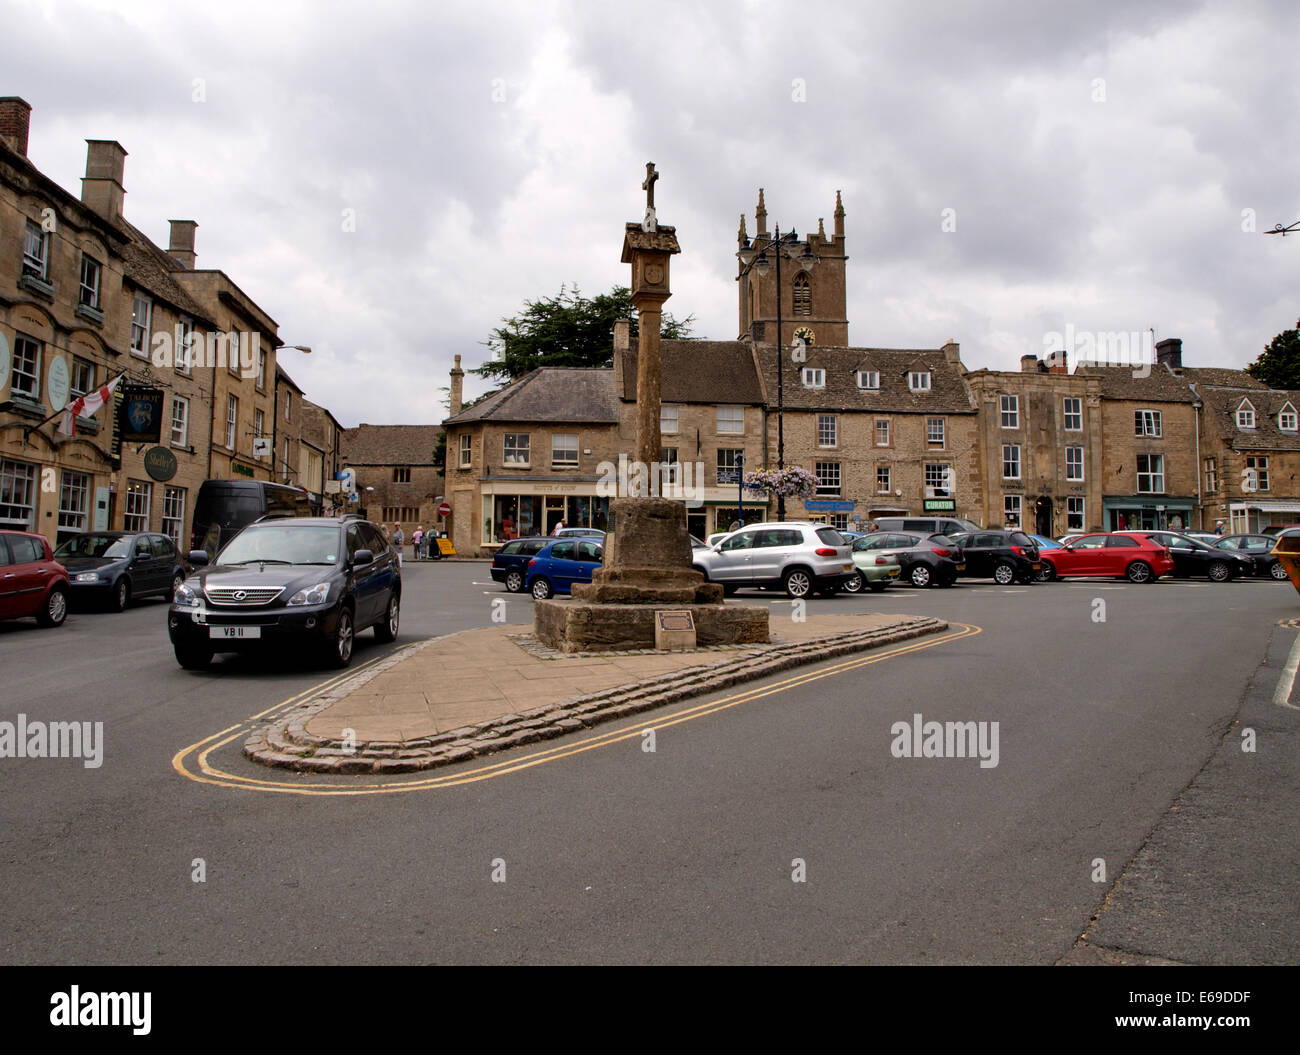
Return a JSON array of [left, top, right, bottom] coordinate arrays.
[[168, 516, 400, 670], [948, 530, 1040, 584], [491, 536, 551, 592]]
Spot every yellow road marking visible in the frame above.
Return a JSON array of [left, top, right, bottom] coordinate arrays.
[[173, 622, 980, 796]]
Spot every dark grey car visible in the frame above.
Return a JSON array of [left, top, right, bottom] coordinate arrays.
[[55, 531, 189, 611]]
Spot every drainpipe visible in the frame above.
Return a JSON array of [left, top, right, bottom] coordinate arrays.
[[1192, 390, 1203, 530]]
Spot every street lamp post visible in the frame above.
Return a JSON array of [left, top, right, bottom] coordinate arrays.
[[737, 225, 817, 521]]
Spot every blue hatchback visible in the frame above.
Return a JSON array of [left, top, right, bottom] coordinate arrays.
[[525, 538, 604, 599]]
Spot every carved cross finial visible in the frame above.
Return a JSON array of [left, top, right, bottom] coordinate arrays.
[[642, 162, 659, 209]]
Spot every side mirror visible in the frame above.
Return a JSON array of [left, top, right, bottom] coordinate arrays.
[[188, 550, 210, 566], [352, 548, 374, 567]]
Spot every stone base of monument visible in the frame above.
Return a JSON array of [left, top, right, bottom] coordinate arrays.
[[533, 597, 769, 653]]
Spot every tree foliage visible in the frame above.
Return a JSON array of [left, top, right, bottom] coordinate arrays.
[[1246, 319, 1300, 388], [472, 284, 695, 385]]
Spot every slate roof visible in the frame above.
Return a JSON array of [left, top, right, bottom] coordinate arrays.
[[1073, 363, 1197, 403], [115, 218, 216, 325], [754, 345, 975, 414], [442, 368, 619, 425], [1197, 387, 1300, 451], [617, 341, 765, 405], [342, 424, 443, 465], [1178, 367, 1268, 389]]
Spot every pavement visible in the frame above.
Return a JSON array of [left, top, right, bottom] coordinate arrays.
[[242, 611, 947, 773]]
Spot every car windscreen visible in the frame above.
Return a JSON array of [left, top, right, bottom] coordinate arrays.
[[55, 534, 131, 559], [216, 525, 341, 566]]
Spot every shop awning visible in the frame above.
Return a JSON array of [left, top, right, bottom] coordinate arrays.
[[1230, 500, 1300, 513]]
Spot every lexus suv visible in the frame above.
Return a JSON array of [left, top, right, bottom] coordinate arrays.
[[168, 516, 400, 670]]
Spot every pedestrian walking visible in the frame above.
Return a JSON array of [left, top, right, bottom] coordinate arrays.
[[393, 525, 404, 566], [412, 525, 424, 560]]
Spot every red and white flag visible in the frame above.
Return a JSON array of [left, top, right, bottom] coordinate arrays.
[[57, 373, 123, 437]]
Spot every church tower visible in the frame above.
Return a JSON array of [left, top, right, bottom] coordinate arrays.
[[736, 188, 849, 347]]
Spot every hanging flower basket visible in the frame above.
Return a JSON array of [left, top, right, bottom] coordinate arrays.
[[743, 465, 820, 500]]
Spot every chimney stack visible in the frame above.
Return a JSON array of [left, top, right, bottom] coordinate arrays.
[[1047, 349, 1068, 374], [449, 354, 464, 416], [1156, 337, 1182, 370], [941, 339, 961, 366], [0, 97, 32, 157], [167, 220, 198, 269], [81, 140, 128, 220], [1020, 354, 1039, 373]]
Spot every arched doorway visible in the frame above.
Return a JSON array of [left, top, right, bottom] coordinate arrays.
[[1034, 495, 1053, 537]]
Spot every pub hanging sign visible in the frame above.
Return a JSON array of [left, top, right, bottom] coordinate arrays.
[[118, 386, 164, 443]]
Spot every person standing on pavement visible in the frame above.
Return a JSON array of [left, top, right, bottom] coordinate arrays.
[[393, 524, 404, 566], [412, 525, 424, 560]]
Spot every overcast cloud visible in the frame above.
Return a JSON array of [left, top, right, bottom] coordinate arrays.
[[7, 0, 1298, 424]]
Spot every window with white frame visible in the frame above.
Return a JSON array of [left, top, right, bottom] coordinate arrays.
[[58, 471, 90, 534], [1204, 456, 1217, 493], [1134, 409, 1162, 436], [1067, 496, 1085, 531], [175, 316, 193, 374], [802, 367, 825, 389], [1137, 454, 1164, 493], [716, 448, 743, 484], [1001, 444, 1021, 479], [1065, 446, 1084, 481], [552, 433, 579, 467], [1000, 394, 1019, 428], [0, 459, 37, 530], [660, 405, 679, 434], [171, 396, 189, 447], [817, 414, 837, 447], [876, 465, 891, 493], [22, 220, 49, 279], [1236, 401, 1255, 429], [1063, 397, 1082, 431], [828, 513, 849, 531], [908, 371, 931, 392], [875, 419, 890, 446], [226, 395, 238, 450], [503, 433, 530, 464], [130, 294, 152, 356], [162, 486, 186, 546], [11, 335, 40, 399], [717, 406, 744, 433], [284, 389, 292, 421], [661, 446, 680, 485], [1245, 455, 1269, 492], [124, 480, 151, 533], [857, 370, 879, 390], [70, 357, 94, 398], [253, 409, 265, 454], [459, 434, 472, 467], [256, 348, 267, 390], [78, 255, 101, 309], [925, 462, 951, 497], [1281, 404, 1298, 432], [927, 417, 945, 446], [1003, 494, 1022, 527], [814, 461, 841, 496]]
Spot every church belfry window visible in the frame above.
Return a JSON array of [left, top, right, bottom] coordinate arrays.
[[792, 272, 812, 316]]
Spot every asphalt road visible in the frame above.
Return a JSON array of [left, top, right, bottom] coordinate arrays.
[[0, 561, 1295, 964]]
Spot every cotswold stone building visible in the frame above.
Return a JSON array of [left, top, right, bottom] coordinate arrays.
[[341, 424, 445, 538]]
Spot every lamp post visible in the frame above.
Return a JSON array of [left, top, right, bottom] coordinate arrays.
[[736, 225, 817, 521]]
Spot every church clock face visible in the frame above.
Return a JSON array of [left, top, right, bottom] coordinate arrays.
[[794, 326, 815, 345]]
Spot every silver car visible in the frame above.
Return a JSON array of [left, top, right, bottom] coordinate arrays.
[[693, 521, 856, 598]]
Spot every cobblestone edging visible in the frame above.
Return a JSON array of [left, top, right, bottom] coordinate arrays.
[[242, 616, 948, 775]]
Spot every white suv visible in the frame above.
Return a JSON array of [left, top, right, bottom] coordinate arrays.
[[693, 521, 855, 597]]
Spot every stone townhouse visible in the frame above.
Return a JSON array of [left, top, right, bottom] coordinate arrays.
[[298, 397, 345, 514], [965, 352, 1104, 535], [272, 362, 303, 488], [341, 423, 445, 540]]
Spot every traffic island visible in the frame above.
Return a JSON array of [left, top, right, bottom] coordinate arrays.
[[242, 613, 947, 774]]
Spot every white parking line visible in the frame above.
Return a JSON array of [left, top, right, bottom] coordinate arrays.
[[1273, 632, 1300, 710]]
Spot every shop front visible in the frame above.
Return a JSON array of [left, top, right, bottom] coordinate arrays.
[[1103, 496, 1196, 532], [1228, 500, 1300, 535], [481, 479, 609, 547]]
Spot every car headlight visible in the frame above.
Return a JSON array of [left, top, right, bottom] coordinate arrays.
[[74, 572, 101, 583], [288, 582, 331, 606], [174, 583, 201, 607]]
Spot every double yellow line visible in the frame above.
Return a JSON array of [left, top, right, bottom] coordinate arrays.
[[172, 622, 979, 797]]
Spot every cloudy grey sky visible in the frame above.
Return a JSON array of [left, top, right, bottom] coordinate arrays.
[[8, 0, 1298, 424]]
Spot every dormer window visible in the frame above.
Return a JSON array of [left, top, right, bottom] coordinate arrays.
[[908, 371, 931, 392], [1237, 399, 1256, 430], [1280, 403, 1298, 432], [856, 370, 879, 390], [802, 367, 825, 389]]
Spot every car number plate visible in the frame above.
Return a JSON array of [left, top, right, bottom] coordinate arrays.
[[1033, 562, 1041, 570], [210, 626, 260, 639], [956, 564, 966, 571], [843, 564, 853, 571]]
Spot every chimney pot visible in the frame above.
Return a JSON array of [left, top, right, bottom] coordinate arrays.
[[1048, 349, 1068, 374], [0, 97, 32, 157], [81, 140, 128, 220], [167, 219, 198, 269], [1020, 354, 1039, 373], [449, 354, 465, 417], [1155, 337, 1183, 370]]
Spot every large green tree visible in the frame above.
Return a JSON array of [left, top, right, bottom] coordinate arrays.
[[472, 284, 695, 385], [1246, 319, 1300, 388]]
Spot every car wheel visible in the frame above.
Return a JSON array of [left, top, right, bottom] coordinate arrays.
[[531, 577, 553, 600], [868, 581, 888, 593], [842, 570, 865, 594], [325, 607, 354, 668], [504, 569, 524, 593], [110, 577, 130, 612], [174, 643, 212, 670], [37, 585, 68, 628], [1206, 560, 1231, 583], [374, 593, 400, 642], [1126, 560, 1153, 584], [993, 562, 1016, 585], [782, 567, 813, 598], [170, 572, 186, 600], [1036, 563, 1057, 583], [1270, 560, 1291, 581], [908, 563, 932, 588]]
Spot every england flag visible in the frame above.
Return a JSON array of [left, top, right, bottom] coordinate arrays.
[[57, 373, 123, 437]]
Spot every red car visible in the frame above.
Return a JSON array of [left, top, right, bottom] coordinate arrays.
[[1036, 532, 1174, 583], [0, 530, 70, 627]]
